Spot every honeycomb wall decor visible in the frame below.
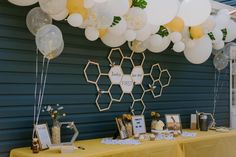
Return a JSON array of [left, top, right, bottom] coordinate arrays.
[[84, 48, 171, 115]]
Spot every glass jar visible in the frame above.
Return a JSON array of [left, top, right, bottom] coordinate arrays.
[[51, 120, 61, 144]]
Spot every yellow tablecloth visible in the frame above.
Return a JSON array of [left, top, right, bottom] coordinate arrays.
[[10, 130, 236, 157]]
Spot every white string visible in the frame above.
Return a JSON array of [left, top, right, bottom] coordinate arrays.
[[36, 57, 45, 115], [36, 58, 50, 125], [32, 48, 39, 139]]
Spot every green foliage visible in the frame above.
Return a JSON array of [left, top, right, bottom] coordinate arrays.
[[132, 0, 147, 9], [157, 26, 169, 38], [221, 28, 227, 41], [111, 16, 122, 27], [208, 32, 215, 40]]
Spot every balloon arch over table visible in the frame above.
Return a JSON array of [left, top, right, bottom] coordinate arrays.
[[7, 0, 236, 133]]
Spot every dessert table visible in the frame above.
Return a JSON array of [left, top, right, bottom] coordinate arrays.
[[10, 130, 236, 157]]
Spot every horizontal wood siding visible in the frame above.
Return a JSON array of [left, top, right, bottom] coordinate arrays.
[[0, 0, 230, 156]]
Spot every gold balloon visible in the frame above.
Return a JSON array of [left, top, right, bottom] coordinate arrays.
[[67, 0, 88, 20], [99, 29, 107, 38], [189, 25, 204, 39], [164, 17, 184, 32]]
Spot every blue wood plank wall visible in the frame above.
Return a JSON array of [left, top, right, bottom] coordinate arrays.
[[0, 1, 230, 157]]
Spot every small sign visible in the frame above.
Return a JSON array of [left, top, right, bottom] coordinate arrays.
[[120, 75, 134, 93], [35, 124, 52, 150], [131, 66, 144, 84], [132, 115, 146, 135], [108, 66, 123, 84]]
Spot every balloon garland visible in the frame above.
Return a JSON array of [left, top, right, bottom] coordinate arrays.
[[9, 0, 236, 67], [8, 0, 236, 132]]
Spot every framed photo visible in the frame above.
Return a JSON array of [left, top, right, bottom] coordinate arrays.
[[165, 114, 182, 133], [115, 117, 128, 139], [132, 115, 146, 135], [35, 124, 52, 150]]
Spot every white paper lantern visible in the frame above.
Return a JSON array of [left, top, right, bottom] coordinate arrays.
[[170, 32, 182, 43], [184, 36, 212, 64], [51, 9, 68, 21], [85, 27, 99, 41], [135, 24, 152, 41], [125, 29, 136, 41], [39, 0, 67, 15], [8, 0, 38, 6], [145, 0, 180, 26], [101, 31, 126, 47], [173, 41, 185, 53], [109, 17, 127, 35], [67, 13, 83, 27], [178, 0, 211, 26]]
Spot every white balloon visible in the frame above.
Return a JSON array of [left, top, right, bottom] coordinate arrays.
[[36, 24, 64, 60], [148, 36, 171, 53], [213, 40, 225, 50], [215, 9, 230, 30], [84, 0, 95, 8], [201, 15, 216, 33], [145, 0, 180, 25], [170, 32, 182, 43], [109, 17, 127, 35], [225, 20, 236, 42], [101, 31, 126, 47], [39, 0, 67, 15], [85, 27, 99, 41], [178, 0, 211, 26], [149, 34, 162, 47], [67, 13, 83, 27], [51, 9, 68, 21], [128, 40, 147, 53], [150, 25, 160, 34], [94, 0, 107, 3], [223, 42, 236, 59], [211, 28, 223, 44], [106, 0, 129, 16], [135, 24, 152, 41], [8, 0, 38, 6], [125, 29, 136, 41], [26, 7, 52, 36], [184, 36, 212, 64], [173, 41, 185, 53], [126, 7, 147, 30]]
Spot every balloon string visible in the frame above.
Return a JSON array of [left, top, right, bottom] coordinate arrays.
[[32, 48, 39, 139], [36, 58, 50, 126], [213, 70, 220, 116], [36, 57, 46, 125]]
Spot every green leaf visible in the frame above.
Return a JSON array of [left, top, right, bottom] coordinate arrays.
[[221, 28, 227, 41], [208, 32, 215, 40], [132, 0, 147, 9], [111, 16, 122, 27], [157, 26, 169, 38]]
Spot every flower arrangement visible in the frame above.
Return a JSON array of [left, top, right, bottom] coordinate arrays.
[[151, 112, 160, 120], [42, 104, 66, 121], [122, 114, 132, 122]]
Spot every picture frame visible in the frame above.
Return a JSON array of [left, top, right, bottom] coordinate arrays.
[[115, 117, 128, 139], [35, 124, 52, 150], [165, 114, 182, 133], [132, 115, 146, 135]]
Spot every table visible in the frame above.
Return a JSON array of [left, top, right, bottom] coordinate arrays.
[[10, 130, 236, 157]]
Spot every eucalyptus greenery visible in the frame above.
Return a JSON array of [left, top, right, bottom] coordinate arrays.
[[157, 26, 169, 38]]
